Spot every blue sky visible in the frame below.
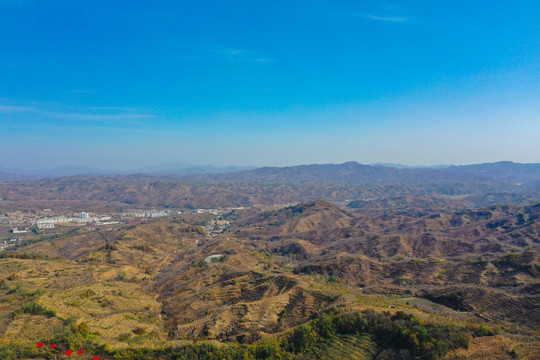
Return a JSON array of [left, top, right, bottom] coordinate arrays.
[[1, 0, 539, 169]]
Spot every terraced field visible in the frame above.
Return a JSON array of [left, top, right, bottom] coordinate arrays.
[[310, 335, 376, 360]]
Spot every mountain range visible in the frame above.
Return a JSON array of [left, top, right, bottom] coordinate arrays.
[[0, 161, 539, 210], [0, 163, 257, 180], [183, 161, 540, 185], [2, 161, 538, 184]]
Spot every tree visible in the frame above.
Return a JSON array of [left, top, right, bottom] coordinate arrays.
[[290, 324, 316, 353]]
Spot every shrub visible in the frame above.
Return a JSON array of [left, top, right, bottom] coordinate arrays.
[[80, 289, 96, 299], [97, 298, 113, 307], [14, 302, 56, 317], [118, 333, 132, 342], [132, 327, 146, 335], [6, 273, 19, 281], [7, 283, 25, 295], [192, 260, 207, 269], [290, 324, 316, 353], [115, 271, 127, 281], [132, 245, 153, 252], [469, 323, 499, 337], [103, 242, 118, 250], [313, 313, 336, 338], [327, 276, 338, 284], [72, 321, 90, 335]]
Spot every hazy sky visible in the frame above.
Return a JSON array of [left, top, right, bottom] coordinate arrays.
[[1, 0, 539, 169]]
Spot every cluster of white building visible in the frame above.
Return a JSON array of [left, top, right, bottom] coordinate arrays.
[[196, 207, 245, 215], [133, 210, 170, 218], [10, 227, 31, 234], [12, 209, 174, 231], [35, 212, 112, 229]]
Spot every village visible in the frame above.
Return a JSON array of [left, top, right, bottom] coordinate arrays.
[[0, 205, 241, 251]]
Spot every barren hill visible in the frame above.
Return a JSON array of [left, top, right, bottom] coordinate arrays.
[[0, 199, 539, 358]]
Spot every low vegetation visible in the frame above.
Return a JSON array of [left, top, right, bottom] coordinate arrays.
[[0, 309, 497, 359]]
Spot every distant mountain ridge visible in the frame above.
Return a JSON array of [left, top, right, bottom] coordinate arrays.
[[138, 163, 256, 175], [1, 161, 538, 185], [370, 162, 452, 169], [445, 161, 540, 184], [0, 161, 538, 208], [0, 163, 257, 180], [184, 161, 540, 186], [0, 171, 39, 182]]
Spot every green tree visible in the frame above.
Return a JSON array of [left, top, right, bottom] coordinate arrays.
[[290, 324, 316, 353]]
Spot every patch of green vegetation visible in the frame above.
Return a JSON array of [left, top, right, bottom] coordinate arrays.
[[128, 330, 160, 345], [12, 301, 56, 318], [327, 276, 338, 284], [192, 259, 208, 269], [467, 323, 500, 337], [286, 309, 472, 359], [44, 317, 105, 355], [0, 308, 495, 360], [0, 253, 45, 260]]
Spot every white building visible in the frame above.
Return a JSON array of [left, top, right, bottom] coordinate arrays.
[[36, 216, 71, 225], [133, 210, 169, 218]]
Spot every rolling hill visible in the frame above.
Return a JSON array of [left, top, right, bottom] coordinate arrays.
[[0, 161, 539, 209], [1, 198, 538, 359]]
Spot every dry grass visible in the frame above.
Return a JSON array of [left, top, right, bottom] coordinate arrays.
[[0, 257, 167, 348], [444, 335, 540, 360], [2, 315, 64, 343]]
